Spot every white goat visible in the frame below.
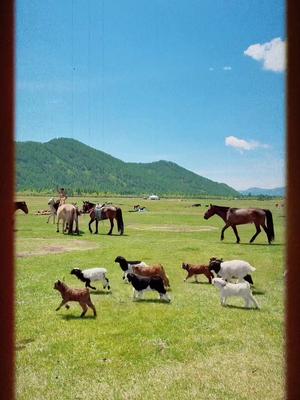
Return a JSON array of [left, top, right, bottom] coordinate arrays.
[[212, 278, 260, 309], [209, 259, 255, 284], [71, 267, 110, 290]]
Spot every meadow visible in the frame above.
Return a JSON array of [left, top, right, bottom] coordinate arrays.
[[15, 196, 285, 400]]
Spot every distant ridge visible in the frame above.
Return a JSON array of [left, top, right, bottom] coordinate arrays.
[[239, 187, 285, 197], [16, 138, 240, 197]]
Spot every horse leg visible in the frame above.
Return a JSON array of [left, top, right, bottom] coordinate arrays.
[[250, 223, 261, 243], [220, 223, 230, 241], [231, 225, 240, 243], [261, 223, 271, 244], [108, 218, 114, 235], [73, 214, 79, 235], [88, 218, 94, 233], [94, 220, 99, 234]]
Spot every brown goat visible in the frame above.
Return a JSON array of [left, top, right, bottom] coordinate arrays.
[[132, 264, 170, 288], [182, 263, 213, 284], [54, 280, 97, 317]]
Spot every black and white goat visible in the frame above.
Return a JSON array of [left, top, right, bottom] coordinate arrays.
[[70, 268, 110, 290], [209, 258, 255, 285], [114, 256, 148, 281], [127, 273, 170, 302]]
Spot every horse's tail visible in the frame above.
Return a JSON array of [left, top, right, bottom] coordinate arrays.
[[264, 209, 275, 242], [116, 208, 124, 235]]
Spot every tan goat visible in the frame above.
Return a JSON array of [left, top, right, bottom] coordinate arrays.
[[132, 264, 170, 288], [54, 280, 97, 317]]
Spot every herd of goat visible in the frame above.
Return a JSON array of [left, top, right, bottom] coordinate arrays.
[[16, 198, 263, 315], [54, 256, 260, 317]]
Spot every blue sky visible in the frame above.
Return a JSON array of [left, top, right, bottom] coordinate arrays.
[[16, 0, 286, 190]]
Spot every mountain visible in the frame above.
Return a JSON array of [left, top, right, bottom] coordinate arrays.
[[16, 138, 240, 197], [239, 187, 285, 197]]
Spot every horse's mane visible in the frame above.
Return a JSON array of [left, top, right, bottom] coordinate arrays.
[[212, 205, 230, 211]]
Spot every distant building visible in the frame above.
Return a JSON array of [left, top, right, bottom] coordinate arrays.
[[148, 194, 160, 200]]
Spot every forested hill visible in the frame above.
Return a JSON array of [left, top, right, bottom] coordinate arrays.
[[16, 138, 240, 197]]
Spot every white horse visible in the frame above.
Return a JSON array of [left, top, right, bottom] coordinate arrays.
[[47, 198, 60, 224], [56, 204, 79, 234]]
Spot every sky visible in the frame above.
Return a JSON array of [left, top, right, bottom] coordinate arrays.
[[16, 0, 286, 191]]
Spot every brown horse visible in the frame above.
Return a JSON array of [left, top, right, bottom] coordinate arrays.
[[15, 201, 28, 214], [82, 201, 124, 235], [204, 204, 275, 244]]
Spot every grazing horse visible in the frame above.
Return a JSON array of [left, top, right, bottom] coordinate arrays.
[[82, 201, 124, 235], [47, 198, 60, 224], [204, 204, 275, 244], [15, 201, 28, 214], [56, 204, 79, 235]]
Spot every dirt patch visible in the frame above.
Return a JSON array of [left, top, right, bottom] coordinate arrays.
[[128, 224, 218, 233], [16, 239, 100, 258]]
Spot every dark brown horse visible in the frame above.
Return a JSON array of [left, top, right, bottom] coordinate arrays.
[[82, 201, 124, 235], [204, 204, 274, 244], [15, 201, 28, 214]]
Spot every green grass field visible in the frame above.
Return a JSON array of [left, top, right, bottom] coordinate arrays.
[[15, 196, 285, 400]]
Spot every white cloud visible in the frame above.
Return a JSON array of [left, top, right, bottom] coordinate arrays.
[[225, 136, 270, 152], [223, 66, 232, 71], [244, 37, 286, 72]]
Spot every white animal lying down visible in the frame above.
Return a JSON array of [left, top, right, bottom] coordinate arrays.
[[212, 278, 260, 309]]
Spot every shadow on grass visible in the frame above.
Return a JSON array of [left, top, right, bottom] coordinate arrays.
[[60, 314, 97, 321], [188, 281, 211, 285], [90, 232, 129, 237], [223, 304, 260, 311], [220, 241, 284, 247], [61, 230, 85, 236], [133, 298, 171, 304], [15, 338, 35, 351], [91, 290, 112, 296], [252, 289, 266, 296]]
